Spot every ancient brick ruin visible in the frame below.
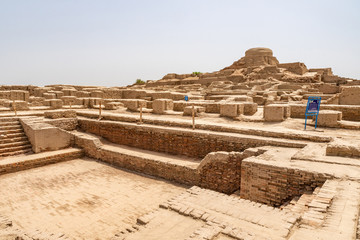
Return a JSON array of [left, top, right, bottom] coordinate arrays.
[[1, 47, 360, 239]]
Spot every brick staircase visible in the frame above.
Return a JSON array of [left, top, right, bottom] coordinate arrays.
[[289, 180, 360, 240], [0, 117, 32, 158], [280, 187, 321, 213], [113, 181, 360, 240], [117, 186, 301, 240]]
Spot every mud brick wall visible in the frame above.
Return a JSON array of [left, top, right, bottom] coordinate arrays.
[[173, 101, 190, 111], [326, 141, 360, 158], [173, 101, 220, 113], [204, 103, 220, 113], [322, 105, 360, 121], [240, 159, 330, 206], [102, 89, 123, 99], [44, 118, 78, 131], [78, 119, 301, 159], [290, 104, 360, 121]]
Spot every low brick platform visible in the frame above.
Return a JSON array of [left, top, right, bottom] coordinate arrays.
[[0, 148, 83, 175], [315, 110, 342, 127], [326, 138, 360, 158], [289, 103, 360, 121], [263, 104, 290, 122]]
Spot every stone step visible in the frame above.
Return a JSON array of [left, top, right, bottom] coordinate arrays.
[[282, 188, 320, 214], [0, 121, 21, 127], [0, 117, 18, 123], [0, 132, 27, 140], [0, 148, 32, 158], [0, 124, 22, 131], [0, 136, 28, 145], [0, 144, 32, 155], [0, 129, 23, 135], [0, 119, 31, 159], [0, 140, 31, 150], [0, 122, 20, 127], [280, 196, 300, 212], [290, 180, 360, 240]]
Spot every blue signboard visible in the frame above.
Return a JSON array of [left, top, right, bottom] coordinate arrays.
[[304, 96, 321, 130], [184, 95, 189, 101]]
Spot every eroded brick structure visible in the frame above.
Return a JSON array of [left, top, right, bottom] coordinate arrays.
[[1, 48, 360, 239]]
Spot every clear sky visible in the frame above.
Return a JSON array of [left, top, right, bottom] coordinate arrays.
[[0, 0, 359, 87]]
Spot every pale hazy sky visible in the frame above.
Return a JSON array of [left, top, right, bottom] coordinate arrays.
[[1, 0, 359, 87]]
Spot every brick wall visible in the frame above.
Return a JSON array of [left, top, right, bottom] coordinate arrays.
[[278, 62, 308, 75], [100, 148, 200, 186], [74, 131, 199, 186], [74, 131, 265, 194], [78, 119, 303, 159], [198, 149, 265, 193], [0, 148, 83, 175], [173, 101, 220, 113], [240, 159, 330, 206]]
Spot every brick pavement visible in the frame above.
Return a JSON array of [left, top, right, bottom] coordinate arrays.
[[0, 159, 185, 239]]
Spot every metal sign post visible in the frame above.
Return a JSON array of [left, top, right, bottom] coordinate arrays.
[[304, 96, 321, 130]]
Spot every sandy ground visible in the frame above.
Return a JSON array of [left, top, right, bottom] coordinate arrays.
[[0, 158, 186, 239], [125, 209, 203, 240], [213, 234, 237, 240]]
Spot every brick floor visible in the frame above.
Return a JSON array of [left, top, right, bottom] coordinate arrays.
[[0, 158, 186, 239]]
